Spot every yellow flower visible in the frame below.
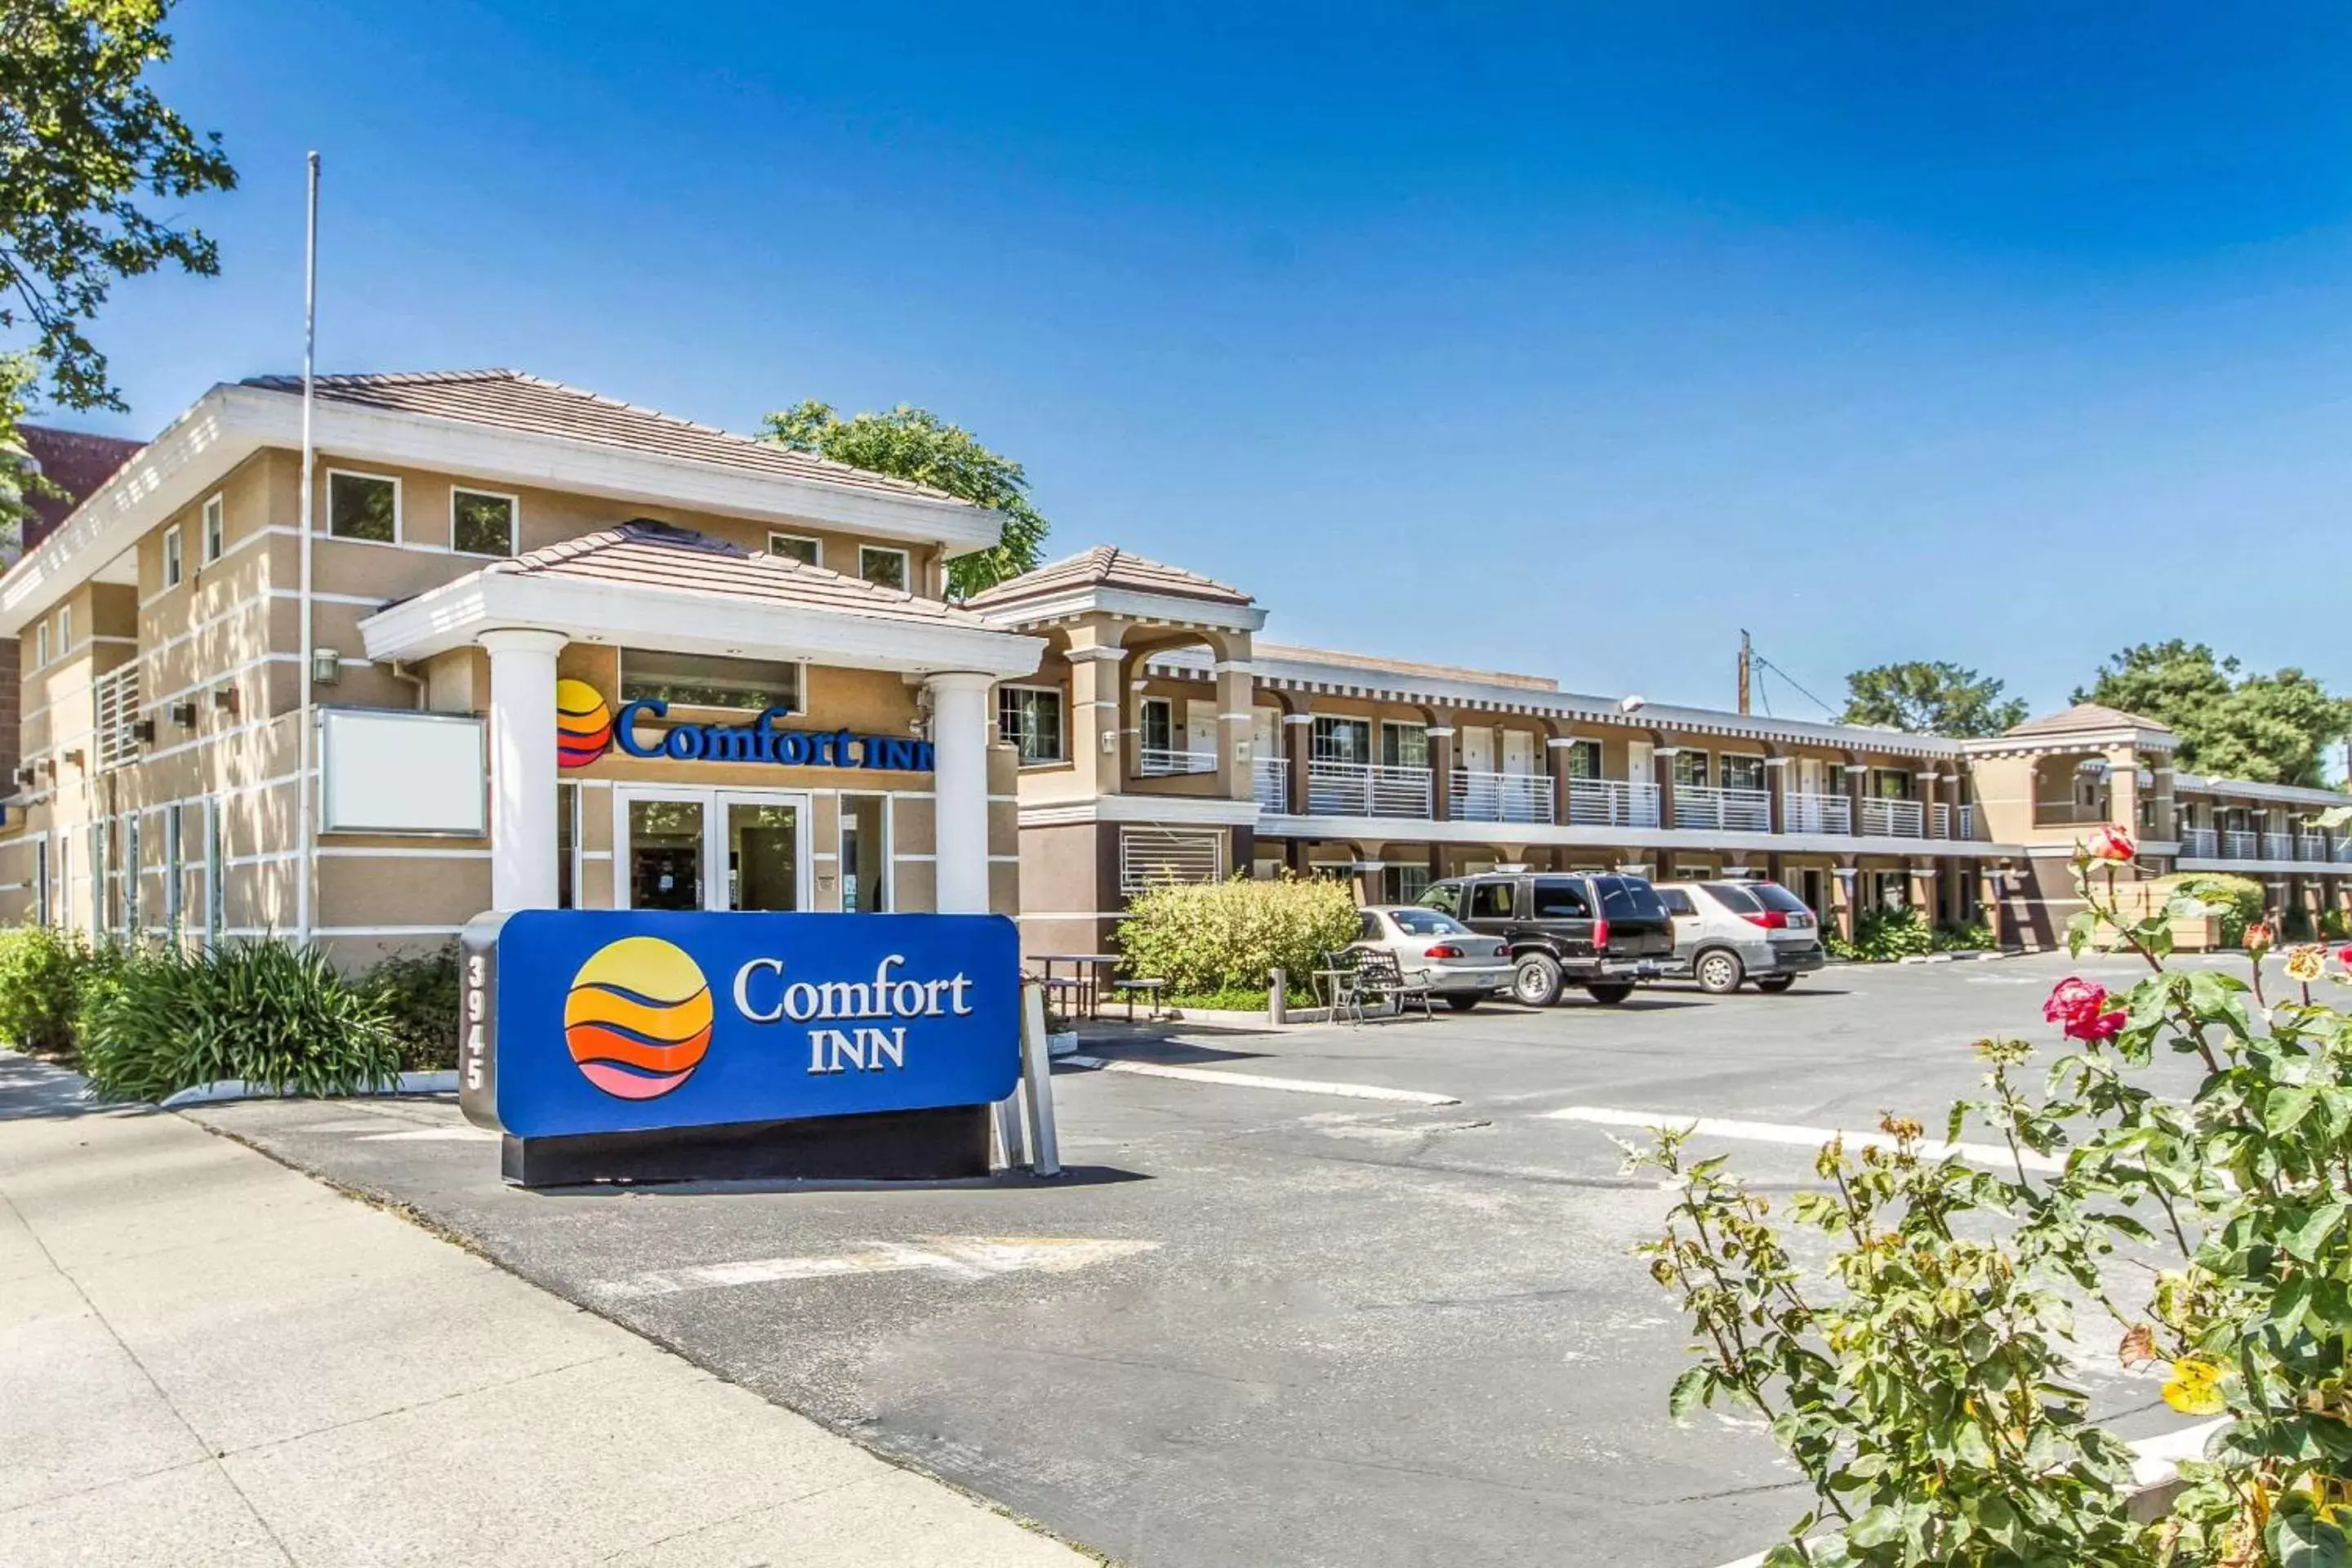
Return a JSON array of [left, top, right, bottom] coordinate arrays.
[[2285, 945, 2328, 983], [2162, 1356, 2226, 1415]]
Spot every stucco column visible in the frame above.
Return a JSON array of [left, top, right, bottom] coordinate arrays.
[[1833, 862, 1860, 944], [482, 629, 568, 912], [1654, 746, 1680, 832], [1063, 640, 1125, 796], [1916, 769, 1939, 840], [1428, 717, 1455, 822], [2106, 747, 2140, 840], [1844, 764, 1869, 836], [1764, 755, 1790, 833], [1215, 654, 1255, 802], [926, 671, 995, 913], [1284, 711, 1313, 816], [1547, 736, 1576, 826], [1979, 864, 2007, 947]]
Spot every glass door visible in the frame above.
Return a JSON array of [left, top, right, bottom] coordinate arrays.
[[720, 792, 805, 911], [621, 791, 707, 911], [619, 787, 809, 911]]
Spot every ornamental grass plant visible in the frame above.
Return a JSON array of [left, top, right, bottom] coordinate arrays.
[[1633, 813, 2352, 1566]]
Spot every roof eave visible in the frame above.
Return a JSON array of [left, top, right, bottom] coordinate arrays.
[[969, 584, 1267, 634]]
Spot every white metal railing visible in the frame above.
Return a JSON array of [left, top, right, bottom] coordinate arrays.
[[1567, 777, 1661, 828], [1673, 784, 1771, 832], [2181, 826, 2218, 857], [1452, 769, 1554, 824], [1781, 791, 1851, 835], [1957, 804, 1974, 840], [1138, 746, 1217, 777], [2262, 833, 2292, 862], [1931, 802, 1952, 839], [1253, 755, 1290, 811], [94, 664, 141, 772], [1307, 760, 1432, 818], [1859, 797, 1925, 839], [2223, 831, 2259, 859], [1118, 826, 1224, 893], [2297, 835, 2326, 862]]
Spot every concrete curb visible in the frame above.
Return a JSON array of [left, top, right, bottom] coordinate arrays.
[[159, 1069, 458, 1107]]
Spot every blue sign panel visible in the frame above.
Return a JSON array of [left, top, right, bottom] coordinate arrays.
[[459, 910, 1021, 1140]]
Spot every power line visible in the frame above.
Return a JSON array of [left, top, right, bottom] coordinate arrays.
[[1748, 646, 1840, 722]]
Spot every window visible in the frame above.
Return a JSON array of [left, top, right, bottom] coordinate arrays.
[[1673, 751, 1709, 788], [619, 648, 800, 714], [1359, 911, 1383, 941], [858, 546, 910, 590], [840, 794, 890, 912], [1872, 768, 1913, 800], [122, 817, 140, 938], [452, 488, 515, 555], [1751, 882, 1814, 915], [1720, 755, 1766, 791], [556, 782, 577, 910], [1597, 876, 1668, 921], [201, 494, 225, 564], [1873, 871, 1910, 910], [1387, 906, 1466, 938], [203, 799, 223, 946], [56, 606, 70, 657], [1311, 715, 1372, 764], [162, 525, 183, 589], [1381, 863, 1432, 905], [1701, 881, 1763, 915], [1140, 697, 1174, 754], [1657, 886, 1696, 917], [767, 532, 821, 566], [327, 471, 398, 541], [1118, 826, 1223, 891], [163, 808, 183, 934], [997, 685, 1065, 764], [33, 621, 47, 669], [1562, 739, 1601, 780], [1531, 877, 1591, 919], [1382, 722, 1428, 768], [1421, 881, 1462, 916], [33, 838, 48, 927], [1468, 880, 1517, 920]]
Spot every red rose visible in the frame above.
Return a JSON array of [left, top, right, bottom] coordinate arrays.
[[2083, 825, 2137, 863], [2044, 977, 2127, 1043], [2337, 944, 2352, 968], [2247, 923, 2275, 954]]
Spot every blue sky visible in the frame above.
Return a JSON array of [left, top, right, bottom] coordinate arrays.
[[63, 2, 2352, 724]]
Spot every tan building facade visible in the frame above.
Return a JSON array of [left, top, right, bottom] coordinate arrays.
[[0, 372, 1044, 963]]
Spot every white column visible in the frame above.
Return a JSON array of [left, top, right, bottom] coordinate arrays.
[[927, 670, 995, 914], [481, 629, 568, 911]]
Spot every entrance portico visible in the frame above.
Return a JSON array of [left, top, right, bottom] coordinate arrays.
[[361, 521, 1044, 917]]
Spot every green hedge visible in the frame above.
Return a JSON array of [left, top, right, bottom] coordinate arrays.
[[2155, 872, 2265, 945], [0, 925, 124, 1058], [363, 943, 461, 1071], [1827, 906, 1935, 963], [1115, 875, 1362, 996], [1932, 919, 1996, 952]]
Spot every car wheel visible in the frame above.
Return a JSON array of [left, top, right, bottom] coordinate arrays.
[[1444, 994, 1484, 1013], [1755, 975, 1797, 994], [1695, 950, 1745, 995], [1584, 982, 1634, 1005], [1511, 954, 1563, 1008]]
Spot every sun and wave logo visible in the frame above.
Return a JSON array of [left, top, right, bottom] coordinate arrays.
[[563, 937, 715, 1100], [557, 678, 614, 769]]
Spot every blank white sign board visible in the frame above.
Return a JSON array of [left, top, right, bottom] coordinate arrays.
[[319, 710, 488, 835]]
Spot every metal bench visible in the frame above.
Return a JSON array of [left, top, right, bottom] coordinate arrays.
[[1352, 948, 1434, 1020], [1112, 978, 1168, 1022]]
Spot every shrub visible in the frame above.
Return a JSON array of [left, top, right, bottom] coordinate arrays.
[[0, 924, 123, 1058], [363, 944, 461, 1071], [1165, 986, 1272, 1012], [2155, 871, 2264, 945], [1115, 874, 1361, 996], [2324, 906, 2351, 942], [1824, 905, 1933, 962], [78, 938, 401, 1102], [1931, 918, 1994, 952]]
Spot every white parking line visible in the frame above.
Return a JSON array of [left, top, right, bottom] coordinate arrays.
[[594, 1236, 1160, 1300], [1539, 1105, 2062, 1174], [1064, 1055, 1461, 1106]]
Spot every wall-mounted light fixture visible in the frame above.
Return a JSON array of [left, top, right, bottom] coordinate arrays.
[[310, 648, 342, 686], [212, 686, 238, 714], [169, 700, 197, 728]]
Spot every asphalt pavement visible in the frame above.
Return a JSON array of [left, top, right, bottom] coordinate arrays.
[[190, 951, 2221, 1568]]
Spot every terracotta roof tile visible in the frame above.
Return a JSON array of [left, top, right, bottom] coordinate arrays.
[[964, 545, 1253, 609], [2004, 702, 2173, 738], [19, 425, 144, 550]]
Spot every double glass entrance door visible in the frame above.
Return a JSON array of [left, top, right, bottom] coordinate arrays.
[[619, 787, 806, 912]]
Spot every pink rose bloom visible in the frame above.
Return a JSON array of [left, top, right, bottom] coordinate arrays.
[[2083, 825, 2137, 863], [2044, 977, 2126, 1043], [2247, 924, 2275, 954]]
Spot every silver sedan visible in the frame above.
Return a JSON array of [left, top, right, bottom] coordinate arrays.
[[1352, 906, 1515, 1011]]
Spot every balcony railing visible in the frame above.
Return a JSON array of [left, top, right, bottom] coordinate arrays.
[[1452, 769, 1554, 824], [1252, 755, 1290, 812], [1859, 797, 1925, 839], [94, 663, 141, 773], [1781, 791, 1851, 835], [2262, 833, 2293, 862], [1566, 777, 1661, 828], [1138, 746, 1217, 777], [1673, 785, 1771, 832], [1957, 804, 1975, 840], [2298, 835, 2328, 862], [2223, 831, 2260, 859], [1931, 803, 1952, 839], [1307, 760, 1432, 818], [2181, 826, 2218, 857]]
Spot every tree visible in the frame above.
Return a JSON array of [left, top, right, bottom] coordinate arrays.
[[1839, 661, 2028, 737], [761, 400, 1047, 597], [2075, 640, 2352, 787], [0, 0, 235, 533]]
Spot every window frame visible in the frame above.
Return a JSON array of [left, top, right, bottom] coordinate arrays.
[[617, 648, 803, 715], [858, 544, 911, 590], [325, 468, 403, 545], [1673, 750, 1710, 789], [450, 486, 519, 558], [1310, 715, 1373, 764], [1380, 720, 1429, 769], [1719, 753, 1767, 792], [996, 683, 1067, 766], [57, 606, 71, 657], [162, 524, 184, 590], [33, 620, 47, 670], [200, 493, 225, 564], [1562, 738, 1601, 780], [766, 532, 822, 567], [1138, 696, 1174, 754]]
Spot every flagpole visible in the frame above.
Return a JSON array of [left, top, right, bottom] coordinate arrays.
[[296, 151, 319, 945]]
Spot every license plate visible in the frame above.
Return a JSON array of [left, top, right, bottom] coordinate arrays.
[[1788, 913, 1813, 929]]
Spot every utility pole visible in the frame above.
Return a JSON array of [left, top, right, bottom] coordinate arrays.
[[1737, 630, 1752, 715]]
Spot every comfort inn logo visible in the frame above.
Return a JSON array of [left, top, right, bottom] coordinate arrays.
[[564, 937, 715, 1099], [556, 678, 614, 769]]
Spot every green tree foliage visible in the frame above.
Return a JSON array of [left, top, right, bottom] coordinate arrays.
[[1112, 875, 1361, 997], [761, 399, 1048, 596], [1839, 661, 2028, 737], [2076, 641, 2352, 787]]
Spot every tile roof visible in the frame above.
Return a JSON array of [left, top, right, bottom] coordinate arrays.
[[488, 518, 991, 628], [964, 545, 1254, 609], [19, 425, 144, 551], [2004, 702, 2174, 738], [238, 370, 968, 505]]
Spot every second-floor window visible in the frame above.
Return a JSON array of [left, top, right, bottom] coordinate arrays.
[[619, 648, 799, 714], [162, 525, 183, 590], [452, 489, 515, 556], [1140, 697, 1174, 754], [1562, 738, 1601, 780], [1382, 722, 1428, 768], [201, 494, 225, 564], [1873, 768, 1914, 800], [1720, 755, 1766, 791], [767, 533, 820, 566], [1312, 716, 1372, 764], [328, 471, 398, 542], [859, 546, 910, 590], [1673, 751, 1709, 788], [998, 685, 1064, 764], [33, 621, 48, 668]]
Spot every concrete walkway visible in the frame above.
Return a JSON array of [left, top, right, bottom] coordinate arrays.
[[0, 1053, 1089, 1567]]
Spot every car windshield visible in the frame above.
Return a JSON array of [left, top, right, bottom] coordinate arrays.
[[1750, 881, 1814, 915], [1595, 875, 1667, 920], [1388, 908, 1469, 937], [1420, 883, 1462, 917], [1700, 881, 1763, 914]]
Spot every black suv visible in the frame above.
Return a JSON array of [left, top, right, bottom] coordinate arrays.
[[1421, 871, 1675, 1007]]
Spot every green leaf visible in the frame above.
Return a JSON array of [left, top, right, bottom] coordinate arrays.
[[2286, 1201, 2347, 1263], [1846, 1504, 1904, 1548], [2267, 1512, 2349, 1568], [1668, 1365, 1711, 1421]]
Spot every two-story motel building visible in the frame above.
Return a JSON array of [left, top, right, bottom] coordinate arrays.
[[0, 372, 2344, 962]]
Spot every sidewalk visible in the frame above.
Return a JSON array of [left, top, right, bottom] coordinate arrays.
[[0, 1053, 1089, 1567]]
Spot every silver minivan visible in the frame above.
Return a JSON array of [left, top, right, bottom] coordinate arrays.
[[1654, 880, 1825, 995]]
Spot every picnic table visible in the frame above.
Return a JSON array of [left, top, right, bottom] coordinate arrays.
[[1030, 953, 1121, 1020]]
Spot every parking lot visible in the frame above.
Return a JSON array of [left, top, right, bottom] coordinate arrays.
[[192, 951, 2216, 1568]]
